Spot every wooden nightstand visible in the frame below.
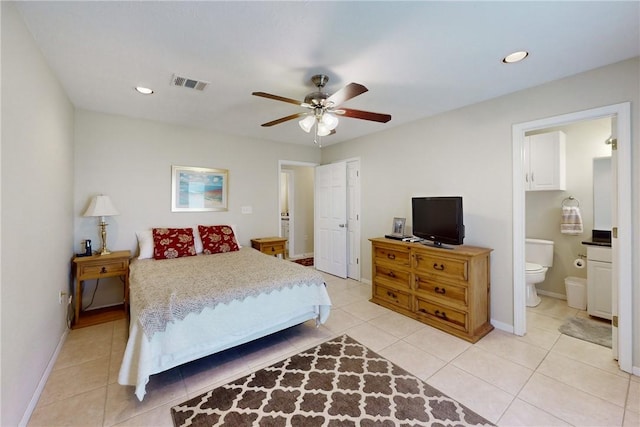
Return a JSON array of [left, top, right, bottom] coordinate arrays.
[[251, 237, 287, 258], [71, 250, 131, 329]]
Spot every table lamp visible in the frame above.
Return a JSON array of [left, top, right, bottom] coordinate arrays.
[[83, 195, 120, 255]]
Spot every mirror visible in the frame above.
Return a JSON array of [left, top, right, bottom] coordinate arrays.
[[593, 156, 612, 230]]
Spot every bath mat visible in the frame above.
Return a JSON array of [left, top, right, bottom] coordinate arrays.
[[559, 317, 612, 348], [291, 257, 314, 266], [171, 334, 494, 426]]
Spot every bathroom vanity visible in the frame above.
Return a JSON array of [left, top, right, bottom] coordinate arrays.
[[582, 229, 612, 320]]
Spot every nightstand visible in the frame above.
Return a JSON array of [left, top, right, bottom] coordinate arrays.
[[251, 237, 287, 258], [71, 250, 131, 329]]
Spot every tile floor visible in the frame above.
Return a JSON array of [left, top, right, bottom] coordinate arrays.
[[28, 275, 639, 426]]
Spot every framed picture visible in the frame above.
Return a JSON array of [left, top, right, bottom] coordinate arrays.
[[392, 217, 406, 235], [171, 165, 228, 212]]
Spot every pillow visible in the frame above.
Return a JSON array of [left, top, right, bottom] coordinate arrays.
[[152, 227, 197, 259], [192, 226, 204, 254], [198, 225, 240, 254], [136, 230, 154, 259]]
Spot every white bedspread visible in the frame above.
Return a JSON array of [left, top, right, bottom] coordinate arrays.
[[118, 249, 331, 400]]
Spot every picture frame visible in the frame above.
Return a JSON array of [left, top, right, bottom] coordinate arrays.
[[171, 165, 228, 212], [392, 217, 406, 235]]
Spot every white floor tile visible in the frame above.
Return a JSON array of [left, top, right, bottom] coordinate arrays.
[[377, 339, 446, 381], [474, 329, 548, 370], [452, 346, 533, 395], [518, 372, 625, 426], [537, 351, 629, 407], [498, 398, 571, 426], [404, 326, 471, 362], [428, 364, 514, 424]]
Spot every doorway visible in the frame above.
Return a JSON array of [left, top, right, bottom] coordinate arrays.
[[278, 161, 317, 260], [512, 102, 632, 373]]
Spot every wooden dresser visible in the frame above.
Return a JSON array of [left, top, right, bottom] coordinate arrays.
[[370, 237, 493, 343]]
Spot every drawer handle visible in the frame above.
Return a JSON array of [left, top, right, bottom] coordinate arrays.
[[387, 271, 396, 278], [435, 310, 448, 320], [387, 253, 396, 260], [100, 267, 107, 274], [434, 287, 446, 295], [418, 308, 427, 314], [433, 263, 445, 271], [386, 290, 397, 299]]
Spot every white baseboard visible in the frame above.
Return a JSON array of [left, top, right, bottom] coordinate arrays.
[[19, 329, 68, 427], [491, 319, 515, 334], [536, 289, 567, 300]]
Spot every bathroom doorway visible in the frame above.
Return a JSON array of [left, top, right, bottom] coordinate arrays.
[[512, 102, 632, 373], [278, 161, 317, 260]]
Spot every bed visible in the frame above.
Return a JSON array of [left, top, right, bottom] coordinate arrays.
[[118, 244, 331, 401]]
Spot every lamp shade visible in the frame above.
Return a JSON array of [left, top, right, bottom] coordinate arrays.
[[298, 115, 315, 133], [83, 195, 120, 217], [320, 113, 338, 130]]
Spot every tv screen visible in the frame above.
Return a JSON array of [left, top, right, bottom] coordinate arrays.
[[412, 196, 465, 246]]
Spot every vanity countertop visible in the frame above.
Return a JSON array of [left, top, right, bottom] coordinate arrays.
[[581, 238, 611, 247]]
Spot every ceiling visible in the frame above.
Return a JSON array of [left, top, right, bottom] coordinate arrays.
[[14, 1, 640, 147]]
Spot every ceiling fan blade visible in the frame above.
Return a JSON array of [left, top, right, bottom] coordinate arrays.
[[326, 83, 368, 107], [337, 108, 392, 123], [252, 91, 305, 106], [261, 112, 307, 127]]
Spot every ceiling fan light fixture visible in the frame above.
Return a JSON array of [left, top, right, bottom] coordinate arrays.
[[320, 113, 339, 130], [502, 51, 529, 63], [317, 123, 331, 137], [299, 115, 315, 133]]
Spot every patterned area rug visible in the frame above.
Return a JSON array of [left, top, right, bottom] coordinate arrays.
[[559, 316, 612, 348], [171, 335, 494, 426], [291, 257, 314, 266]]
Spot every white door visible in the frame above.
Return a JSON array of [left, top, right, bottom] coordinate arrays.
[[315, 162, 347, 278], [347, 160, 361, 280]]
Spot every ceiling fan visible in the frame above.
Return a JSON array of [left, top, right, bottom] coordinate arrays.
[[252, 74, 391, 140]]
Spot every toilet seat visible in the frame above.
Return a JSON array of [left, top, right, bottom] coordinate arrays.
[[526, 262, 545, 273]]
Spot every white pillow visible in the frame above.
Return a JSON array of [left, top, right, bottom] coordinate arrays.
[[136, 230, 154, 259], [192, 226, 204, 254]]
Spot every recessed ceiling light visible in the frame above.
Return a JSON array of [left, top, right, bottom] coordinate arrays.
[[134, 86, 154, 95], [502, 51, 529, 64]]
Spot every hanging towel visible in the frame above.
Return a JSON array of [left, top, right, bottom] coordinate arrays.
[[561, 206, 583, 235]]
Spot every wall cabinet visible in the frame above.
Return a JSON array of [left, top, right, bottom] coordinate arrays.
[[586, 245, 612, 320], [524, 130, 566, 191], [370, 238, 493, 343]]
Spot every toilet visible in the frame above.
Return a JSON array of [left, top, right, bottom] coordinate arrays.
[[525, 238, 554, 307]]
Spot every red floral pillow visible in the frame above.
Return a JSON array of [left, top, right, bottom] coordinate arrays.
[[152, 228, 196, 260], [198, 225, 239, 254]]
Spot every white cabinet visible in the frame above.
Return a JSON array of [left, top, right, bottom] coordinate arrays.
[[524, 131, 566, 191], [281, 219, 290, 251], [586, 246, 612, 320]]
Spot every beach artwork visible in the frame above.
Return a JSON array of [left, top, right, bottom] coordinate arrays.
[[172, 166, 228, 212]]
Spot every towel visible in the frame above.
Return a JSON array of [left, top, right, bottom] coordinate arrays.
[[561, 206, 583, 235]]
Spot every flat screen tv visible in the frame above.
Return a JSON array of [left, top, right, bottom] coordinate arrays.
[[411, 196, 465, 247]]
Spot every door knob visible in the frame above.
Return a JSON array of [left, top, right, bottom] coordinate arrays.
[[338, 223, 346, 228]]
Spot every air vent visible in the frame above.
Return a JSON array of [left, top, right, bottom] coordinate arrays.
[[171, 74, 209, 91]]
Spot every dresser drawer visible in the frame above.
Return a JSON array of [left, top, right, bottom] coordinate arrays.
[[374, 245, 411, 268], [77, 260, 128, 279], [373, 282, 412, 310], [374, 264, 411, 289], [413, 252, 468, 282], [414, 274, 467, 307], [415, 297, 467, 332]]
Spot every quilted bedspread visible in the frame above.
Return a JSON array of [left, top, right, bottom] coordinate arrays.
[[129, 247, 325, 338]]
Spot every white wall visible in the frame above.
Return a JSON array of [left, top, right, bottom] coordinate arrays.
[[321, 57, 639, 367], [73, 110, 321, 306], [1, 3, 75, 425]]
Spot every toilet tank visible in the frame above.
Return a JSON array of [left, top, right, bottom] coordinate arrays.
[[525, 238, 554, 267]]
